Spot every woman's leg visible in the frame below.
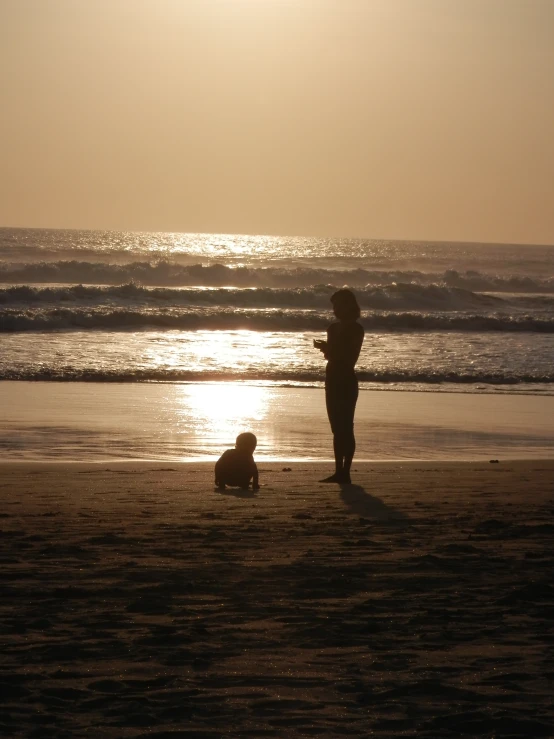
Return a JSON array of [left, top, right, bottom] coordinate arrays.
[[323, 376, 357, 483], [341, 378, 358, 481], [333, 434, 344, 475], [341, 428, 355, 480], [321, 388, 343, 481]]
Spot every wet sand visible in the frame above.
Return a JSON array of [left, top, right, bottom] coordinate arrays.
[[1, 461, 554, 737], [3, 381, 554, 462]]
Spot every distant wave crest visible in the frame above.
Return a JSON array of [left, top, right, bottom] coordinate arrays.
[[2, 306, 553, 333], [1, 260, 554, 292]]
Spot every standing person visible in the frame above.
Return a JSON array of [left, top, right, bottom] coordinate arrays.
[[314, 289, 364, 484]]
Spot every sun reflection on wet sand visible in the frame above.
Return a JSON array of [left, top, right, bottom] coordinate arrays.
[[172, 383, 271, 455]]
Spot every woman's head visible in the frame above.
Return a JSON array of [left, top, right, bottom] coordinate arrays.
[[331, 289, 361, 321]]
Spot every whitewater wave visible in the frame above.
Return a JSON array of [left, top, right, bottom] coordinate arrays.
[[1, 306, 553, 333], [1, 366, 552, 385], [1, 260, 554, 292], [0, 282, 507, 311]]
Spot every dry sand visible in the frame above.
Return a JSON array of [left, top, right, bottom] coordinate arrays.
[[1, 461, 554, 738]]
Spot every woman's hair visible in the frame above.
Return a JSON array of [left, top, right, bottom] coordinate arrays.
[[331, 289, 361, 320]]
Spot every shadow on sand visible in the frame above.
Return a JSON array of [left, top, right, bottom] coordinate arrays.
[[216, 487, 257, 499], [339, 484, 408, 521]]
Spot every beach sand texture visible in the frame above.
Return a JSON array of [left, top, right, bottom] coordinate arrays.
[[1, 462, 554, 737]]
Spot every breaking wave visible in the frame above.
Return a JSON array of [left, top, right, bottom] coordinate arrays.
[[2, 307, 553, 333], [1, 366, 552, 386], [2, 260, 554, 292], [0, 282, 507, 310]]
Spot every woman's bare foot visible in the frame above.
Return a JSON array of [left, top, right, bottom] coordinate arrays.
[[319, 473, 343, 483], [319, 472, 352, 484]]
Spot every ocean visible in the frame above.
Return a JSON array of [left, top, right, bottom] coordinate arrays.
[[1, 227, 553, 460]]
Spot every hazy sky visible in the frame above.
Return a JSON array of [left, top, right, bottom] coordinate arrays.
[[1, 0, 553, 243]]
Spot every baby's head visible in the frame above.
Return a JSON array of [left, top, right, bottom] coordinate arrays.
[[235, 432, 257, 454]]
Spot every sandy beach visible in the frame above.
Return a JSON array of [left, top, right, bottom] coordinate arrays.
[[1, 461, 553, 737]]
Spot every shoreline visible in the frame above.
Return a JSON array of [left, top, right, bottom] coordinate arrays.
[[2, 458, 554, 469], [2, 378, 553, 398]]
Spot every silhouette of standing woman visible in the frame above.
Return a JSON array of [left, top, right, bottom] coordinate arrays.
[[314, 289, 364, 484]]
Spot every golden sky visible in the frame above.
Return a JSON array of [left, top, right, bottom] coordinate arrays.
[[1, 0, 553, 243]]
